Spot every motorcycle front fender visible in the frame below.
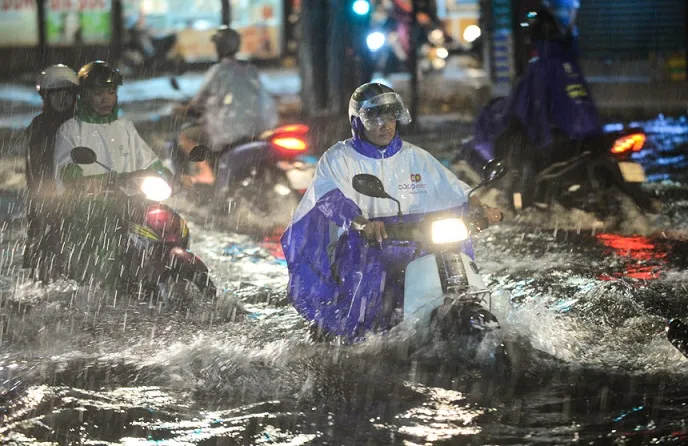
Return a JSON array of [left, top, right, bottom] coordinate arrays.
[[404, 252, 487, 324], [166, 246, 216, 296]]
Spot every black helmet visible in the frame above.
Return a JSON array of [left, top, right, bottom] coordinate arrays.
[[524, 8, 567, 42], [77, 60, 123, 90], [211, 26, 241, 57], [349, 83, 412, 130]]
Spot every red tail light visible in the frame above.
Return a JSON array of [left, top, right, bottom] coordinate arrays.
[[272, 136, 307, 152], [275, 124, 309, 134], [271, 124, 309, 153], [611, 133, 646, 155]]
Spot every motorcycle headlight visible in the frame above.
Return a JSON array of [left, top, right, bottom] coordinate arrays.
[[431, 218, 469, 244], [140, 176, 172, 201]]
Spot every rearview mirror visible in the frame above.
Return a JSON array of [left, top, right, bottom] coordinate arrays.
[[71, 146, 97, 165], [188, 145, 211, 162], [481, 158, 507, 184], [353, 174, 390, 199], [352, 173, 403, 219]]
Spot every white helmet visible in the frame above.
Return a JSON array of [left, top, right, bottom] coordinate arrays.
[[36, 64, 79, 96]]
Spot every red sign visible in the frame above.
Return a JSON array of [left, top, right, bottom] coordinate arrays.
[[1, 0, 35, 10]]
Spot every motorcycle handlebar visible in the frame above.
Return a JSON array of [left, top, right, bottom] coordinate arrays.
[[359, 215, 489, 243]]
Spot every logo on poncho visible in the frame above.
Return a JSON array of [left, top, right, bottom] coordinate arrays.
[[399, 173, 427, 192]]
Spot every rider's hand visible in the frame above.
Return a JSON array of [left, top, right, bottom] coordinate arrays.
[[483, 205, 504, 224], [363, 220, 388, 242], [180, 175, 194, 188]]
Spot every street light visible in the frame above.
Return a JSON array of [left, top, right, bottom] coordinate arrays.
[[352, 0, 371, 16]]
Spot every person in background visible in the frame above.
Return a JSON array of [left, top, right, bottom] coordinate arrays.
[[174, 26, 277, 185], [23, 64, 78, 277]]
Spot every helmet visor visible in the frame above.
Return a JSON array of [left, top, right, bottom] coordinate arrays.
[[358, 92, 412, 130]]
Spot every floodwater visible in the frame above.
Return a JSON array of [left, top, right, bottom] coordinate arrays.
[[1, 116, 688, 445]]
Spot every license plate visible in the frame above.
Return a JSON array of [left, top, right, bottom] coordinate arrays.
[[618, 161, 647, 183]]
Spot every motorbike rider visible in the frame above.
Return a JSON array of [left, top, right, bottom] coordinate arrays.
[[54, 60, 167, 193], [23, 64, 78, 274], [472, 0, 600, 207], [53, 60, 169, 285], [175, 25, 277, 185], [281, 82, 502, 342]]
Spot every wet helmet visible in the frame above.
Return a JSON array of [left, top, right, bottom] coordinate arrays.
[[348, 83, 412, 132], [77, 60, 123, 90], [524, 7, 566, 42], [36, 64, 78, 96], [211, 26, 241, 57]]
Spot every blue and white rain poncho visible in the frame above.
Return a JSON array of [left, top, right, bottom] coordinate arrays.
[[281, 132, 473, 341]]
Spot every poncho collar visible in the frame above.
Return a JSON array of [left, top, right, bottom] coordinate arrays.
[[76, 98, 119, 124], [350, 132, 403, 159]]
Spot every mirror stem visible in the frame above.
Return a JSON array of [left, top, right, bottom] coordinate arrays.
[[391, 198, 403, 220], [96, 161, 113, 172], [467, 182, 485, 199]]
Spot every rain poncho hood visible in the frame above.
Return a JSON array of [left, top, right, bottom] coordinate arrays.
[[281, 137, 472, 341], [473, 37, 600, 162]]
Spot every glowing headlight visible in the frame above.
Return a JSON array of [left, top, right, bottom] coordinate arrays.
[[431, 218, 469, 244], [436, 47, 449, 59], [140, 176, 172, 201]]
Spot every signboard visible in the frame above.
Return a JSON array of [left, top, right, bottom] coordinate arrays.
[[0, 0, 39, 47], [46, 0, 112, 45], [491, 0, 514, 89], [132, 0, 283, 62]]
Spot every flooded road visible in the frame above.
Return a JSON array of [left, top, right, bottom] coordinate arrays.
[[2, 116, 688, 444]]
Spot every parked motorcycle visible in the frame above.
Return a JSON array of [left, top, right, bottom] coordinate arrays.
[[120, 24, 183, 75], [455, 121, 656, 219], [67, 146, 216, 305], [165, 78, 316, 235], [351, 160, 510, 367]]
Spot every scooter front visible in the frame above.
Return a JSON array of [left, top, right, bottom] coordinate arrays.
[[404, 247, 489, 326]]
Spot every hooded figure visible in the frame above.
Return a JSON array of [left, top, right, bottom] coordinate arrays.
[[473, 1, 600, 163], [26, 64, 78, 195], [23, 64, 78, 274], [281, 83, 502, 342]]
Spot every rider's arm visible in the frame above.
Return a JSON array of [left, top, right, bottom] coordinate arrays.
[[60, 165, 110, 193]]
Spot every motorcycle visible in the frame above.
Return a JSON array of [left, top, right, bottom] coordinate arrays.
[[120, 24, 183, 75], [455, 118, 656, 219], [165, 78, 316, 235], [350, 159, 510, 366], [67, 146, 216, 305]]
